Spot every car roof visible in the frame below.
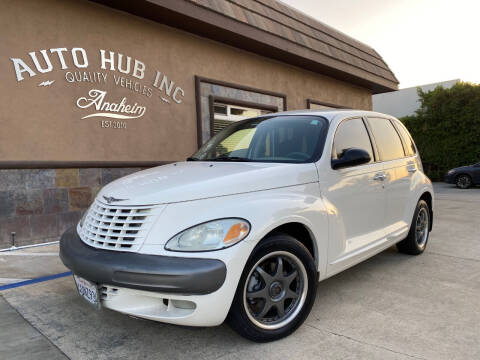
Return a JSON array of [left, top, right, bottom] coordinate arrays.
[[259, 109, 397, 122]]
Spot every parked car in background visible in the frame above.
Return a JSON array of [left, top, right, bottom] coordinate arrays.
[[60, 110, 434, 342], [444, 163, 480, 188]]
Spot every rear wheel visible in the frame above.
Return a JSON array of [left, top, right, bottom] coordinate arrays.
[[397, 200, 430, 255], [227, 234, 317, 342], [456, 174, 472, 189]]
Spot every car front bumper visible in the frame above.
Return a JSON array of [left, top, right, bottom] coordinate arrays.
[[60, 227, 239, 326], [60, 227, 226, 295], [444, 173, 456, 184]]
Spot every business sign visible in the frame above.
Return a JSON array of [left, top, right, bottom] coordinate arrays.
[[10, 47, 185, 129]]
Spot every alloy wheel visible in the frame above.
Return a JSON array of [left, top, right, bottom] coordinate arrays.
[[457, 175, 471, 189], [243, 251, 308, 330], [415, 207, 429, 247]]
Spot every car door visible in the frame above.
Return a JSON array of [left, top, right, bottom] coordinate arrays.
[[323, 117, 387, 275], [473, 163, 480, 184], [366, 117, 411, 241]]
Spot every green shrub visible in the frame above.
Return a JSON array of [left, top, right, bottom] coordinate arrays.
[[400, 82, 480, 181]]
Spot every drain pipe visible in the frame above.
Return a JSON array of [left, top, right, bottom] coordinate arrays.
[[0, 239, 60, 253]]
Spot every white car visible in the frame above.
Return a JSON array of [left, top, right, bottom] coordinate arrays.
[[60, 110, 434, 342]]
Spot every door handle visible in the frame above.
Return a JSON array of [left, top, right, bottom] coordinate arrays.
[[407, 165, 417, 173], [373, 173, 386, 181]]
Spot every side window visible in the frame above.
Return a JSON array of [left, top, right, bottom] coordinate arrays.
[[367, 117, 405, 161], [395, 121, 417, 156], [332, 118, 374, 163]]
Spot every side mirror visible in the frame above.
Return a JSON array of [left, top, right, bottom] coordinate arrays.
[[331, 148, 371, 169]]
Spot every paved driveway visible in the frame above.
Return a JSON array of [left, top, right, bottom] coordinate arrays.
[[1, 183, 479, 359]]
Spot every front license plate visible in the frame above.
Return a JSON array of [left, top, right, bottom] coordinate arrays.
[[74, 275, 101, 309]]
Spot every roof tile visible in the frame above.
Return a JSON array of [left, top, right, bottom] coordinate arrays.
[[187, 0, 397, 84]]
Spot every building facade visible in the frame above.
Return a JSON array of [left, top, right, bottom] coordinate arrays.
[[0, 0, 397, 248]]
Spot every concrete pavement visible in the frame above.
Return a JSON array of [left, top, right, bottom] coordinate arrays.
[[0, 183, 479, 359], [0, 296, 66, 359], [0, 244, 67, 286]]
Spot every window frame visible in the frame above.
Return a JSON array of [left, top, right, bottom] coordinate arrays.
[[330, 116, 378, 170], [195, 76, 287, 148]]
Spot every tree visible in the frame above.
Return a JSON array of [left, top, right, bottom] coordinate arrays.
[[400, 82, 480, 181]]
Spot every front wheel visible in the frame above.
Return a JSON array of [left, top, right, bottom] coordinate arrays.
[[227, 234, 317, 342], [456, 174, 472, 189]]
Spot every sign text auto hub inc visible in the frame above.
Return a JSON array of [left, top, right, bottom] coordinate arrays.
[[10, 47, 186, 129]]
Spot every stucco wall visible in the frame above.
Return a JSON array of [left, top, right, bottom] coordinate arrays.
[[0, 0, 372, 163]]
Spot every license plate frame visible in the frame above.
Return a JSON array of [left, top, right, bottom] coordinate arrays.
[[73, 275, 101, 309]]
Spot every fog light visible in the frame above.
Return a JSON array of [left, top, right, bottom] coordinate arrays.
[[171, 299, 196, 310]]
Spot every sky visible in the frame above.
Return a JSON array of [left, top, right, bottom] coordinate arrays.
[[281, 0, 480, 89]]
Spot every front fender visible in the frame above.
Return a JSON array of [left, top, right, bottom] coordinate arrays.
[[140, 183, 328, 276]]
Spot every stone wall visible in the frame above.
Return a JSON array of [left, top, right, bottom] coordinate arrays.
[[0, 168, 144, 248]]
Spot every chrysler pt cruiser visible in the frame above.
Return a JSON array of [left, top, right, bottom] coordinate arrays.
[[60, 110, 434, 342]]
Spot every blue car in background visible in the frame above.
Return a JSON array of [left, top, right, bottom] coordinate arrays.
[[445, 162, 480, 188]]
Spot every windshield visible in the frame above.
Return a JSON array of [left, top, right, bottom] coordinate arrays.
[[189, 115, 329, 163]]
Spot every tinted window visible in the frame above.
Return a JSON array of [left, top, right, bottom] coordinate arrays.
[[395, 121, 416, 156], [368, 118, 405, 161], [332, 118, 374, 163], [191, 115, 329, 163]]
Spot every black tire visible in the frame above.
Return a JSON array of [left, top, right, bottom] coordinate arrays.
[[227, 234, 317, 342], [456, 174, 472, 189], [397, 200, 430, 255]]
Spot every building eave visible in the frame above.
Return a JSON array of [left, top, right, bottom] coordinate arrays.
[[90, 0, 399, 93]]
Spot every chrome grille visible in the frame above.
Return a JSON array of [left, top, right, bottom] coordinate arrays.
[[78, 200, 158, 252]]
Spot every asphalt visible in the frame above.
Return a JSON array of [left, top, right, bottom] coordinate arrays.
[[0, 183, 479, 360]]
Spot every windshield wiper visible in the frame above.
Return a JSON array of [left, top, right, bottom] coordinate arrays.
[[208, 156, 250, 162]]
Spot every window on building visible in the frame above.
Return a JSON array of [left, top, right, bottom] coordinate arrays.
[[332, 118, 374, 163], [367, 117, 405, 161], [213, 102, 272, 135]]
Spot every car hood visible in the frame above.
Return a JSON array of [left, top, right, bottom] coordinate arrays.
[[451, 165, 472, 172], [98, 161, 319, 205]]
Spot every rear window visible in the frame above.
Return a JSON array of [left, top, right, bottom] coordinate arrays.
[[395, 121, 416, 156], [367, 117, 405, 161]]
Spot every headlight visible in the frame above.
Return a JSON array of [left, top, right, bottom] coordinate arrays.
[[78, 204, 92, 228], [165, 218, 250, 252], [448, 169, 455, 174]]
